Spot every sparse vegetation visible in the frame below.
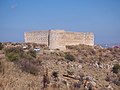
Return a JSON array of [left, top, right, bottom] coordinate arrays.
[[6, 52, 19, 62], [67, 70, 74, 75], [52, 71, 58, 78], [5, 47, 36, 62], [26, 50, 36, 60], [0, 43, 3, 50], [72, 82, 81, 90], [112, 64, 120, 74], [18, 59, 41, 75], [26, 49, 36, 60], [65, 52, 75, 61], [0, 43, 120, 89], [4, 47, 23, 62], [4, 46, 40, 75], [0, 61, 4, 74]]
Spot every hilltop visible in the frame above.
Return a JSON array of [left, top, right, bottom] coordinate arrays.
[[0, 43, 120, 90]]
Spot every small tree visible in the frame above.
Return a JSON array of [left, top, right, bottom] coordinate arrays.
[[19, 59, 39, 75], [52, 71, 58, 78], [112, 64, 120, 74]]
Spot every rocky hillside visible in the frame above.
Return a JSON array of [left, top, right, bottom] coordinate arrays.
[[0, 43, 120, 90]]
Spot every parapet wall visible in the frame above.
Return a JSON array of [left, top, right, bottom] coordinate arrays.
[[24, 30, 48, 45], [24, 30, 94, 50], [65, 32, 85, 46]]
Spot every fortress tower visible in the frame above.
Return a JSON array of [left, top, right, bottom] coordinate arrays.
[[24, 30, 94, 50]]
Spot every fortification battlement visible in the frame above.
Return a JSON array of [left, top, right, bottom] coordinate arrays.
[[24, 30, 94, 50]]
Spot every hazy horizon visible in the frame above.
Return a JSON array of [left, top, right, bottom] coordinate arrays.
[[0, 0, 120, 44]]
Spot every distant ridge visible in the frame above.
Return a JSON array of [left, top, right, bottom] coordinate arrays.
[[100, 43, 120, 48]]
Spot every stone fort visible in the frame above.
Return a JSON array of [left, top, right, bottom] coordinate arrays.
[[24, 30, 94, 50]]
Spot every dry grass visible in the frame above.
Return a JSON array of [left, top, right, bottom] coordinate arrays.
[[0, 44, 120, 90]]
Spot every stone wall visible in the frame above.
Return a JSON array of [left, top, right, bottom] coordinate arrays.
[[65, 32, 85, 45], [24, 30, 48, 45], [24, 30, 94, 50], [85, 32, 94, 46], [48, 30, 66, 50]]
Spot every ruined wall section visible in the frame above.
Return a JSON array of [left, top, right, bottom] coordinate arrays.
[[64, 32, 85, 46], [24, 30, 94, 50], [85, 32, 94, 46], [24, 31, 49, 45], [49, 30, 66, 50]]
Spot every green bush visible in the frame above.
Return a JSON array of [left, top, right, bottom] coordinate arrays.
[[65, 52, 75, 61], [5, 47, 37, 62], [112, 64, 120, 74], [6, 52, 19, 62], [0, 42, 3, 50], [5, 47, 24, 57], [5, 47, 24, 62]]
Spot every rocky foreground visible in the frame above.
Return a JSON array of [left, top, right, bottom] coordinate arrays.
[[0, 44, 120, 90]]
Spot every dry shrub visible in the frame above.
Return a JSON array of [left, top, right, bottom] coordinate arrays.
[[18, 59, 42, 75], [0, 61, 4, 74], [0, 43, 3, 50], [65, 52, 75, 61], [4, 47, 41, 75], [52, 71, 58, 78], [67, 70, 74, 75], [25, 49, 36, 60], [71, 82, 81, 90], [5, 47, 24, 56], [27, 49, 36, 58]]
